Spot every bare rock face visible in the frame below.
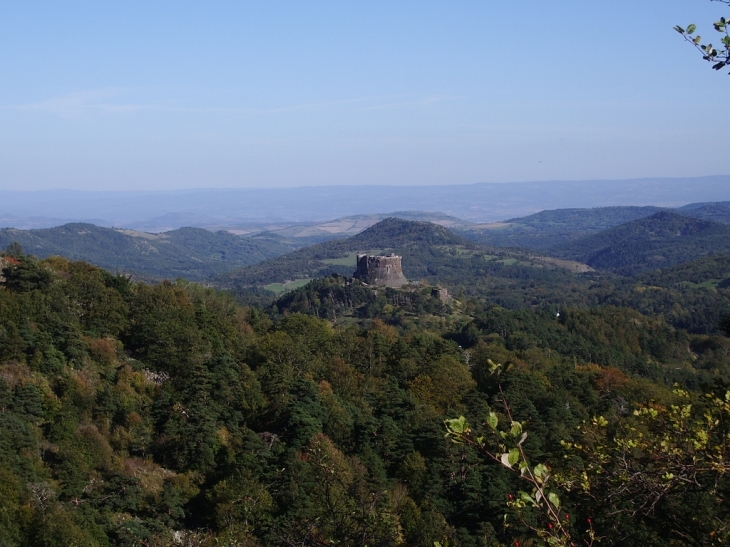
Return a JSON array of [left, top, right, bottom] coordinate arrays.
[[353, 254, 408, 287], [431, 287, 450, 303]]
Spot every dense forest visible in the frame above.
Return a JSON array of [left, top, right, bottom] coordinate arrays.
[[2, 235, 730, 546]]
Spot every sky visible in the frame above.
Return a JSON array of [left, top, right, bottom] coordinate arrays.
[[0, 1, 728, 191]]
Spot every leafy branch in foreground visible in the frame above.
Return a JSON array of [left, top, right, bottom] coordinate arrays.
[[560, 386, 730, 545], [445, 361, 730, 546], [444, 360, 598, 547], [675, 1, 730, 73]]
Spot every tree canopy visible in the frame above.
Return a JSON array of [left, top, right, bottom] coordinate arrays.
[[2, 245, 730, 545]]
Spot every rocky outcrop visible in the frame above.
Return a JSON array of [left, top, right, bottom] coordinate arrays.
[[431, 287, 450, 303]]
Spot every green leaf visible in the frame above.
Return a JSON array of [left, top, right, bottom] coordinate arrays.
[[674, 26, 685, 34], [508, 448, 520, 466], [487, 412, 498, 430], [533, 463, 549, 483], [548, 492, 561, 508], [500, 452, 513, 468], [687, 24, 697, 35], [509, 421, 522, 438], [445, 416, 469, 434], [519, 491, 535, 506]]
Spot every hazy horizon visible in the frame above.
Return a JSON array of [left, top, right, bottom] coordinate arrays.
[[2, 173, 730, 194], [2, 175, 729, 229]]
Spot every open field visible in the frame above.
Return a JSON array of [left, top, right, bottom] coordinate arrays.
[[321, 253, 360, 267], [263, 278, 313, 294], [680, 280, 719, 289]]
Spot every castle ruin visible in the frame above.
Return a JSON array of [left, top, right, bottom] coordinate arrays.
[[353, 253, 408, 287]]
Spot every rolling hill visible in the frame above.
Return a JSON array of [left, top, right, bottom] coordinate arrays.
[[456, 202, 730, 250], [241, 211, 472, 247], [214, 218, 473, 288], [547, 211, 730, 276], [455, 206, 664, 249], [0, 223, 294, 281], [214, 218, 595, 305], [676, 201, 730, 224]]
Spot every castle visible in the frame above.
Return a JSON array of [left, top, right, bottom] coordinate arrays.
[[353, 253, 408, 287]]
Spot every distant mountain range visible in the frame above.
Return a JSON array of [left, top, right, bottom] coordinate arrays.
[[0, 213, 473, 281], [1, 175, 728, 228], [3, 202, 730, 284]]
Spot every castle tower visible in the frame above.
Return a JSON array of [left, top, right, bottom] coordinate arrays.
[[354, 253, 408, 287]]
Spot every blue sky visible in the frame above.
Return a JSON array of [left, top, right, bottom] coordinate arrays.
[[0, 1, 727, 190]]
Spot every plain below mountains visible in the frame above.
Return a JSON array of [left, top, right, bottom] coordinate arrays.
[[2, 176, 729, 226], [0, 223, 295, 281]]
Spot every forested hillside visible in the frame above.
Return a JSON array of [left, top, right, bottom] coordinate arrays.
[[2, 245, 730, 546], [676, 201, 730, 224], [456, 206, 663, 249], [548, 211, 730, 275], [456, 201, 730, 250], [0, 223, 294, 281]]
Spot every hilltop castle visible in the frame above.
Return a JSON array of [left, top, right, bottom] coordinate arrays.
[[353, 253, 408, 287]]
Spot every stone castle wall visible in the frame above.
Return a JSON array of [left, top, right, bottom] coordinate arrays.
[[354, 254, 408, 287]]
